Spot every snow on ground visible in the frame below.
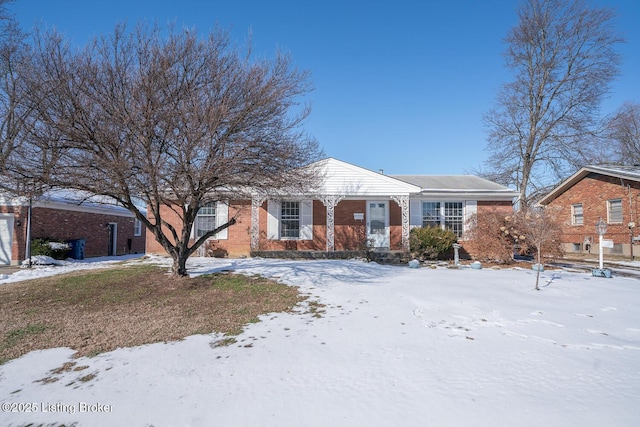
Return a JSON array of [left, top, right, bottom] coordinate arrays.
[[0, 254, 145, 283], [1, 256, 639, 427]]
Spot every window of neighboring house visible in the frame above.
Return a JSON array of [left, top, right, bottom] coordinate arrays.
[[607, 199, 623, 223], [421, 201, 464, 238], [612, 243, 623, 254], [195, 202, 217, 238], [134, 218, 142, 236], [422, 202, 441, 228], [280, 201, 300, 238], [571, 204, 583, 225]]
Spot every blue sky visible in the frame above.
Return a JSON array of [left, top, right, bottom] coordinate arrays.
[[9, 0, 640, 175]]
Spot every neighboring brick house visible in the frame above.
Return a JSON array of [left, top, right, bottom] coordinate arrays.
[[538, 165, 640, 258], [146, 158, 518, 259], [0, 190, 145, 265]]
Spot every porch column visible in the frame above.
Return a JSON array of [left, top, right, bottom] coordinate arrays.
[[320, 195, 345, 252], [391, 195, 410, 251], [250, 196, 266, 251]]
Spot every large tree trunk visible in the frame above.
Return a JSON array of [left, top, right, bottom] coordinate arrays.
[[172, 254, 189, 277]]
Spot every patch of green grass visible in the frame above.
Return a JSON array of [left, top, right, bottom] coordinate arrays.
[[46, 264, 159, 306], [0, 324, 48, 364], [3, 324, 47, 348], [0, 263, 305, 363]]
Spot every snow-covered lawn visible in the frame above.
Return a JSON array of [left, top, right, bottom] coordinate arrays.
[[1, 257, 639, 426]]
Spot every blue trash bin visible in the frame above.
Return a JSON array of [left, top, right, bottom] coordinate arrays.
[[68, 239, 86, 260]]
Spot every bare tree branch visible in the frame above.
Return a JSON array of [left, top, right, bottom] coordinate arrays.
[[11, 23, 322, 277], [604, 102, 640, 164], [483, 0, 623, 207]]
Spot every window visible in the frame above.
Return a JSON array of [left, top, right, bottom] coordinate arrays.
[[134, 218, 142, 236], [571, 204, 583, 225], [195, 202, 217, 238], [444, 202, 464, 237], [280, 201, 300, 238], [369, 202, 386, 234], [607, 199, 623, 223], [267, 200, 312, 240], [420, 201, 464, 238], [422, 202, 441, 228]]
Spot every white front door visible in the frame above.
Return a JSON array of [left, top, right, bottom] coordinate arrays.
[[0, 216, 14, 265], [367, 201, 389, 249]]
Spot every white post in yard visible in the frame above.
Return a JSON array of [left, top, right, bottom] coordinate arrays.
[[595, 217, 607, 271], [599, 233, 603, 270]]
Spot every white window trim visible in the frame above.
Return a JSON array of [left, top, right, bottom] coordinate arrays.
[[571, 204, 584, 226], [416, 200, 465, 235], [410, 200, 477, 239], [421, 201, 442, 228], [134, 218, 142, 236], [267, 199, 313, 240], [191, 201, 229, 240], [443, 201, 464, 238], [607, 199, 623, 224], [280, 201, 301, 240]]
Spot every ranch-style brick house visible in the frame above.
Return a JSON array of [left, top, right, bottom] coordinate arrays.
[[538, 164, 640, 259], [146, 158, 518, 259], [0, 190, 146, 265]]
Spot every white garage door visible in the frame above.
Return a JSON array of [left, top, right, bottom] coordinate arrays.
[[0, 217, 13, 265]]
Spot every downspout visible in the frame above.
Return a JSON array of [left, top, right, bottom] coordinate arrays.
[[25, 195, 32, 268], [629, 187, 634, 260], [620, 179, 635, 260]]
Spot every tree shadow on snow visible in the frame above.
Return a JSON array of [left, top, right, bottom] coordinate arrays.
[[187, 258, 401, 286]]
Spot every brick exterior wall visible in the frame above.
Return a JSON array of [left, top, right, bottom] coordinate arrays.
[[334, 200, 366, 251], [146, 200, 255, 258], [259, 200, 327, 252], [457, 200, 514, 257], [144, 198, 516, 260], [146, 198, 407, 258], [1, 204, 145, 263], [545, 172, 640, 257], [476, 201, 515, 213], [389, 200, 403, 250]]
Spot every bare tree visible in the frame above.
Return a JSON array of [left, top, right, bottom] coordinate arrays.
[[12, 24, 322, 277], [0, 0, 33, 182], [605, 102, 640, 165], [483, 0, 623, 207], [464, 210, 519, 264], [514, 207, 563, 290]]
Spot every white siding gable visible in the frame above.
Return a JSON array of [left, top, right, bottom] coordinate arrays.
[[315, 158, 421, 196]]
